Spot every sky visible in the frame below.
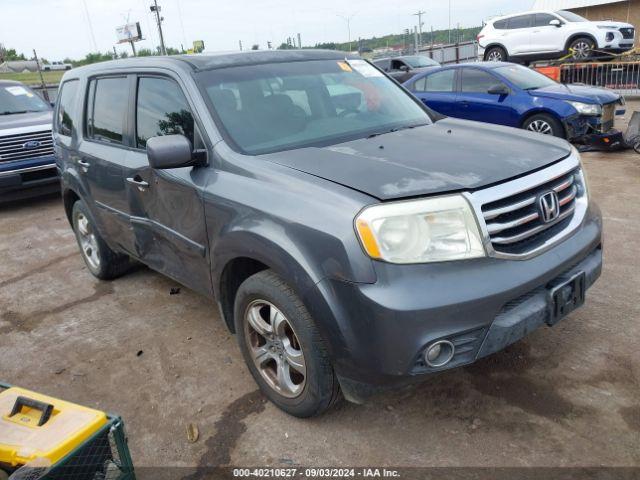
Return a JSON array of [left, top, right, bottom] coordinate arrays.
[[1, 0, 535, 60]]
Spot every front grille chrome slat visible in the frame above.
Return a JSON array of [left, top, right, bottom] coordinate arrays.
[[479, 167, 582, 256], [491, 204, 576, 245], [0, 130, 53, 163], [487, 211, 539, 235]]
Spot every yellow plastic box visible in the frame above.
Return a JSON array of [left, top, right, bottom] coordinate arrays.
[[0, 387, 108, 468]]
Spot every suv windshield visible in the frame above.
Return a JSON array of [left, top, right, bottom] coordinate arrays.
[[556, 10, 588, 22], [0, 84, 50, 115], [196, 59, 431, 155], [403, 56, 440, 68], [494, 64, 557, 90]]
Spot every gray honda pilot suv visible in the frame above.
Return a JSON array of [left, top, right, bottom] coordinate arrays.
[[54, 50, 602, 417]]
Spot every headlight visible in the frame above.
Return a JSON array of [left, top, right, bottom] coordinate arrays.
[[355, 195, 486, 264], [567, 101, 601, 116]]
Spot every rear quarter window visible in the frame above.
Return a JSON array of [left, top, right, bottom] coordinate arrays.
[[56, 79, 79, 137]]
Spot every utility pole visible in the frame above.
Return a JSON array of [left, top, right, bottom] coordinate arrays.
[[337, 13, 356, 52], [32, 49, 50, 103], [297, 33, 302, 49], [150, 0, 167, 55], [239, 40, 243, 51], [414, 26, 419, 54], [448, 0, 452, 44], [413, 10, 426, 47]]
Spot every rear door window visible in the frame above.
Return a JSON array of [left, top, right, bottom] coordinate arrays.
[[507, 15, 533, 29], [56, 80, 79, 136], [423, 70, 456, 92], [86, 77, 129, 145], [136, 77, 195, 149]]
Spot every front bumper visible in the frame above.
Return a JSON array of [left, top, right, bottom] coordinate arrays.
[[0, 155, 59, 202], [563, 103, 625, 140], [314, 203, 602, 401]]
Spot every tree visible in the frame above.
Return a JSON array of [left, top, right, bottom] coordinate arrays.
[[0, 48, 27, 62], [251, 44, 259, 50]]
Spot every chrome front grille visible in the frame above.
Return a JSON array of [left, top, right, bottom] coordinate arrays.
[[0, 130, 54, 163], [480, 169, 581, 256], [601, 102, 615, 132], [620, 27, 634, 39]]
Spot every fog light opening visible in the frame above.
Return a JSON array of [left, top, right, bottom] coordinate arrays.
[[424, 340, 455, 368]]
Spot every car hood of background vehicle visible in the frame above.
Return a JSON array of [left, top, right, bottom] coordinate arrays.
[[530, 84, 619, 104], [0, 110, 53, 130], [262, 118, 571, 201], [593, 20, 633, 29]]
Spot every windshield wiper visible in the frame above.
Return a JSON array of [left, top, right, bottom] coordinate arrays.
[[367, 123, 428, 139], [0, 110, 29, 115]]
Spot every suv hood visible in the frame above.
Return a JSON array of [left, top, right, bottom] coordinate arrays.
[[530, 84, 619, 104], [262, 118, 571, 201], [593, 20, 633, 29], [0, 110, 53, 131]]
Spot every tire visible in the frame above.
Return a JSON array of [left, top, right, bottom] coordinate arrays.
[[485, 46, 507, 62], [569, 37, 595, 61], [234, 270, 341, 417], [71, 199, 131, 280], [522, 113, 565, 139]]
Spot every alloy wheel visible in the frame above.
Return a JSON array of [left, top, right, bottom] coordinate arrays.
[[527, 120, 553, 135], [75, 212, 101, 270], [487, 50, 503, 62], [572, 41, 591, 60], [244, 300, 306, 398]]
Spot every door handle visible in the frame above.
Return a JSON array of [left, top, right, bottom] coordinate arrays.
[[127, 176, 150, 191]]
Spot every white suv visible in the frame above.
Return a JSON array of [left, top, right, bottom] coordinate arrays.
[[478, 10, 635, 62]]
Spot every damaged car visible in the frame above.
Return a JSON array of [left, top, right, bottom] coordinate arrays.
[[404, 62, 625, 141], [54, 51, 602, 417]]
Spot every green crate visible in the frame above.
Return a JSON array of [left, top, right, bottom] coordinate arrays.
[[0, 383, 135, 480]]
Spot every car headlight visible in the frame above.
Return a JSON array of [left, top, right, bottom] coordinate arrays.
[[355, 195, 486, 264], [567, 101, 601, 116]]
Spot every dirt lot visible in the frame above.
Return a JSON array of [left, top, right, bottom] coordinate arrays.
[[1, 127, 639, 469]]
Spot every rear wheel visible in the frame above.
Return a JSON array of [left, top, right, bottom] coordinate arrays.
[[522, 113, 565, 138], [569, 37, 595, 60], [485, 46, 507, 62], [234, 270, 341, 417], [71, 200, 131, 280]]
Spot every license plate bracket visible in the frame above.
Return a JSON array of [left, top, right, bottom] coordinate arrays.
[[548, 272, 586, 326]]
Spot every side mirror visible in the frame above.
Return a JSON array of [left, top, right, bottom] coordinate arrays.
[[146, 135, 206, 169], [488, 84, 509, 95], [399, 65, 411, 72], [549, 19, 562, 27]]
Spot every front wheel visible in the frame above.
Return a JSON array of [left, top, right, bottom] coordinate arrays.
[[569, 37, 595, 60], [234, 270, 341, 417], [522, 113, 565, 139]]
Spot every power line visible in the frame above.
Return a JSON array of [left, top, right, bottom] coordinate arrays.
[[81, 0, 98, 52], [175, 0, 188, 51]]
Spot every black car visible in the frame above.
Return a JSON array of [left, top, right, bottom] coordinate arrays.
[[373, 55, 440, 82], [54, 50, 602, 417]]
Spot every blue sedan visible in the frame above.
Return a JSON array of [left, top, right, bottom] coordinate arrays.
[[403, 62, 625, 141]]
